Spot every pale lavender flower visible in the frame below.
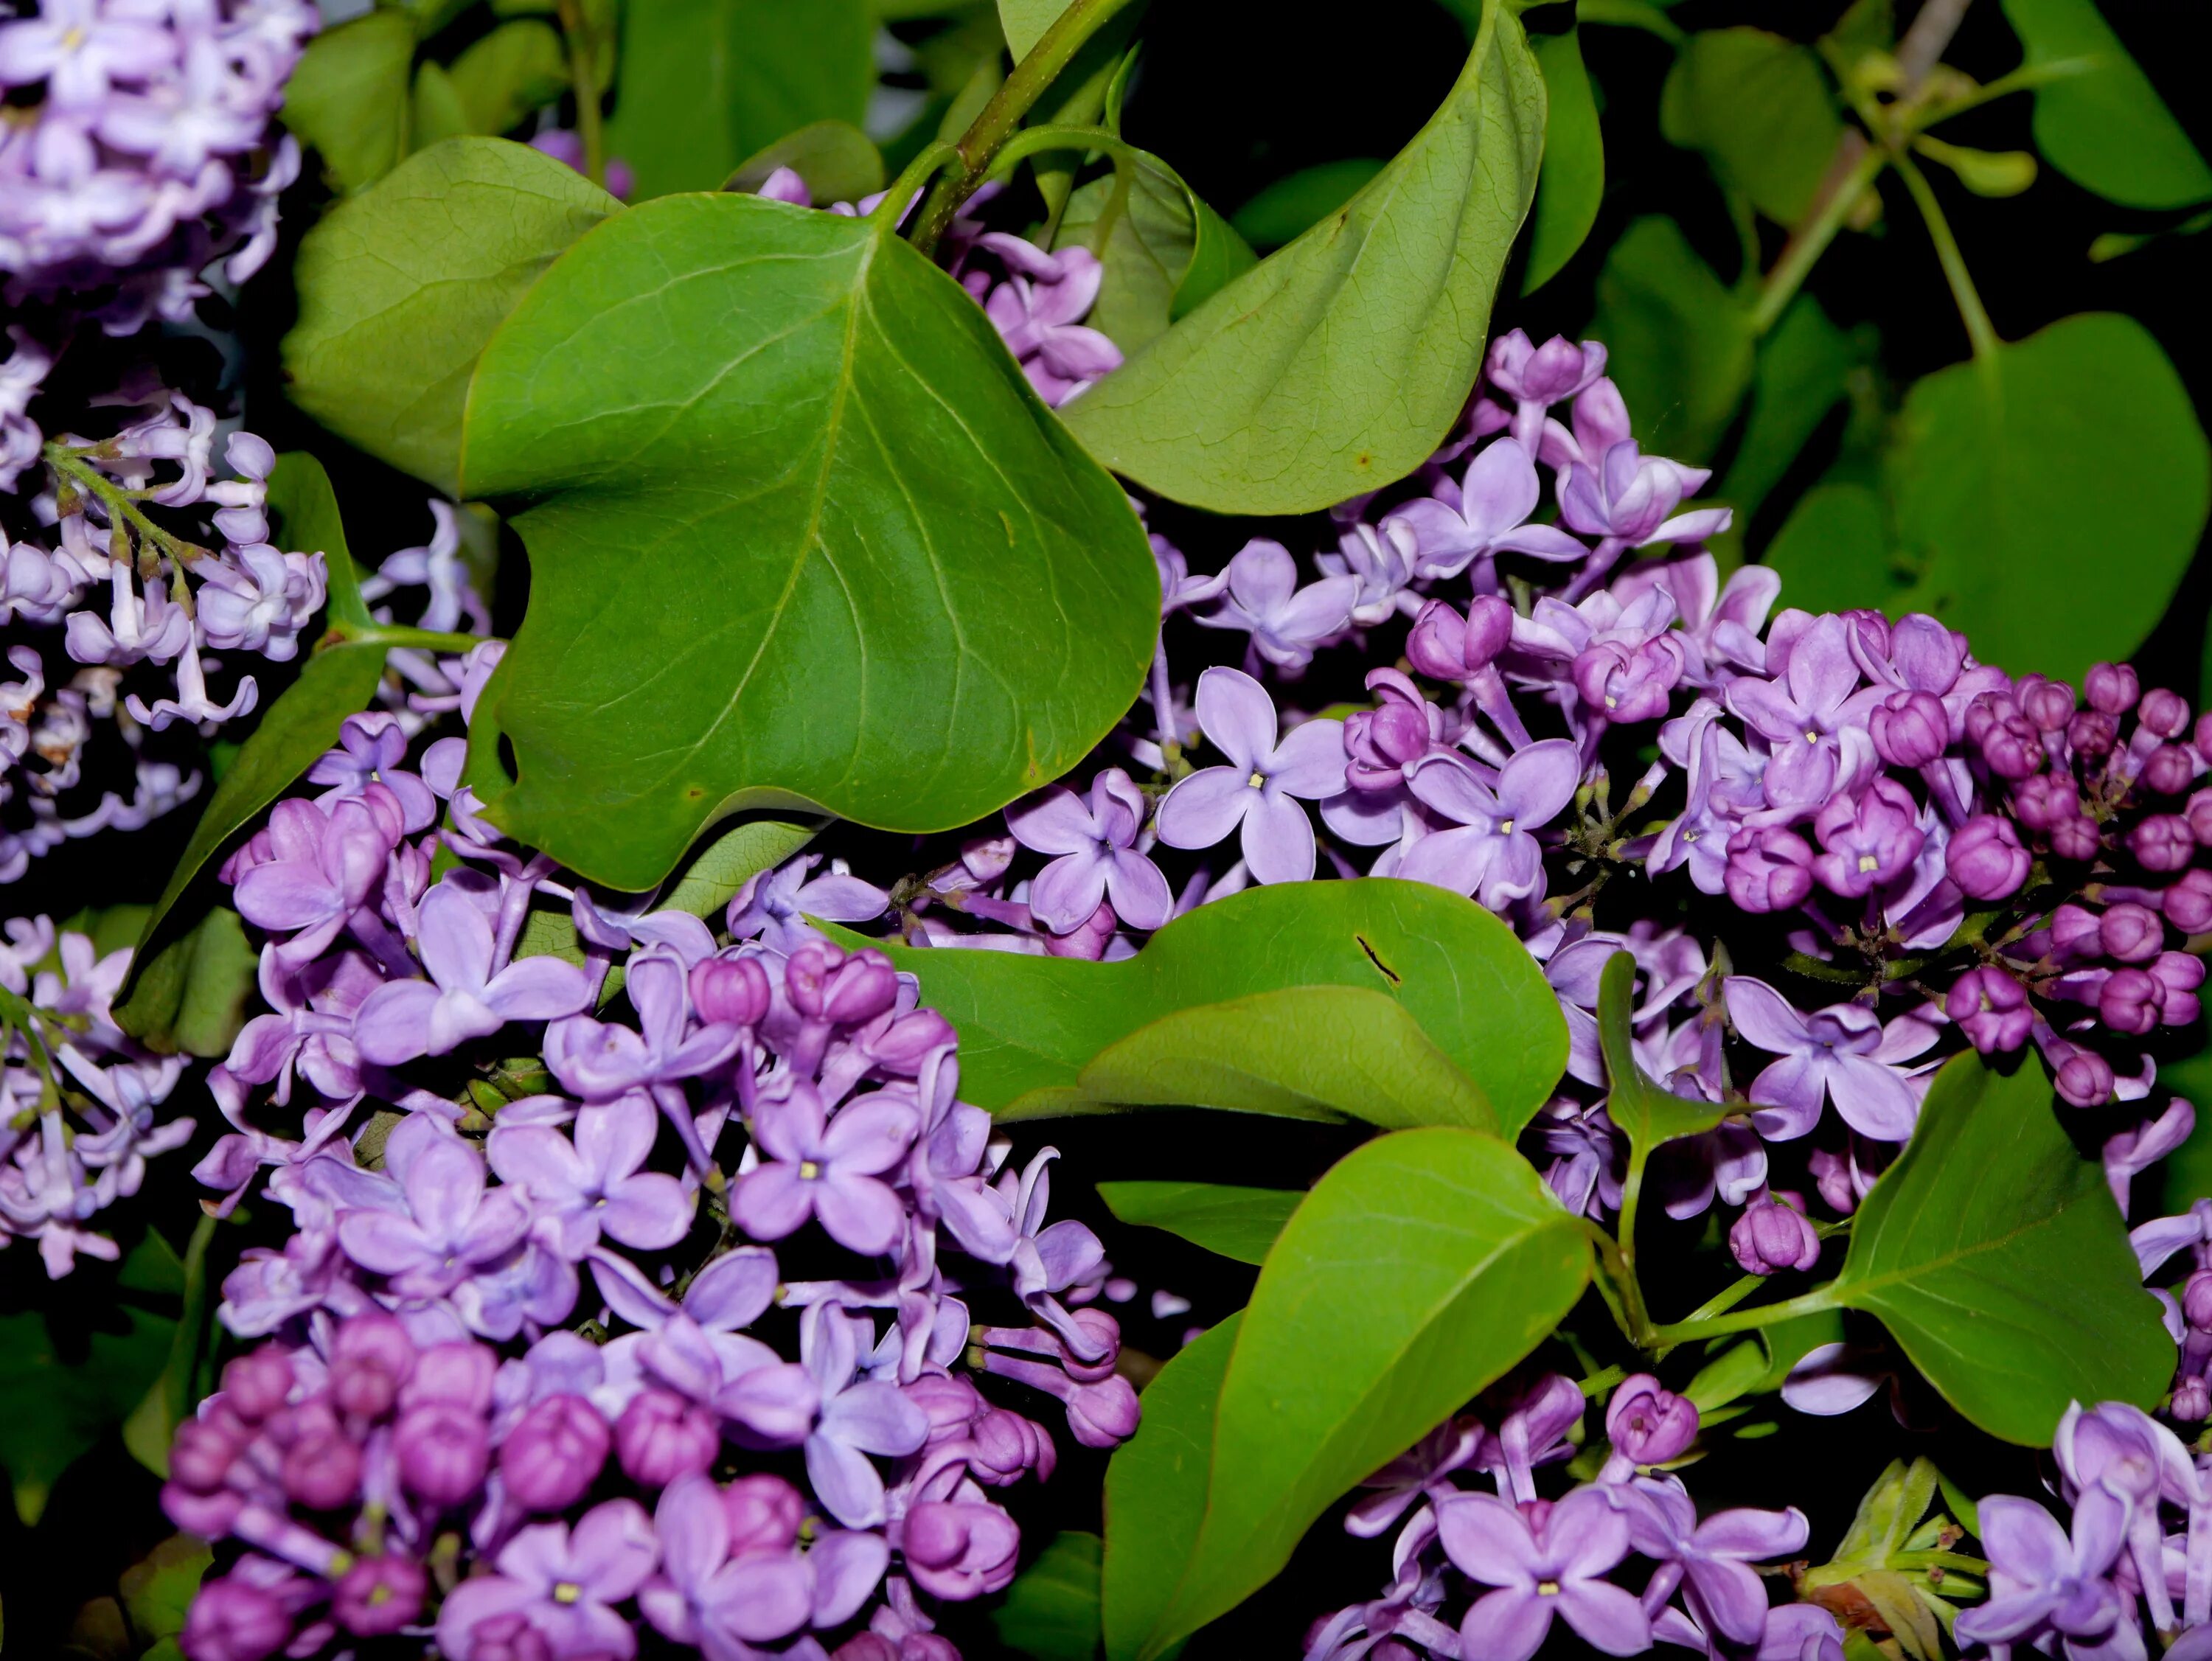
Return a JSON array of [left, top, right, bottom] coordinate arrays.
[[1436, 1486, 1650, 1661], [1621, 1474, 1807, 1644], [1197, 539, 1359, 670], [801, 1306, 929, 1528], [1383, 436, 1586, 583], [1951, 1491, 2129, 1657], [978, 234, 1122, 405], [488, 1091, 693, 1257], [1394, 740, 1580, 910], [435, 1499, 658, 1661], [1004, 767, 1172, 933], [731, 1082, 917, 1257], [728, 854, 889, 954], [1155, 667, 1346, 885], [1723, 977, 1938, 1141]]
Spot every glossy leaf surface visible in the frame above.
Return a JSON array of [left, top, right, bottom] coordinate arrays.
[[1096, 1182, 1301, 1265], [1660, 27, 1842, 224], [2000, 0, 2212, 210], [992, 1531, 1104, 1661], [1522, 29, 1602, 293], [1057, 151, 1256, 358]]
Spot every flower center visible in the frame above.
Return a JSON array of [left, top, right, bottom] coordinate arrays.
[[552, 1581, 582, 1605], [799, 1159, 822, 1180], [1247, 770, 1266, 790], [1537, 1579, 1561, 1597], [1804, 728, 1821, 745], [1857, 853, 1879, 873], [1499, 818, 1514, 835], [60, 25, 86, 50]]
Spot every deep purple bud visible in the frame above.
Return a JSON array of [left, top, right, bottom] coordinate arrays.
[[2141, 689, 2192, 739], [1043, 898, 1119, 960], [1406, 596, 1510, 680], [1463, 596, 1514, 668], [1813, 779, 1924, 897], [2020, 680, 2076, 733], [1064, 1376, 1143, 1448], [2176, 1378, 2211, 1423], [1604, 1373, 1698, 1466], [2013, 773, 2082, 832], [2087, 662, 2140, 714], [2056, 1049, 2115, 1107], [1967, 695, 2042, 779], [394, 1401, 490, 1506], [2186, 790, 2212, 846], [906, 1371, 987, 1442], [1869, 690, 1949, 767], [180, 1574, 289, 1661], [2153, 950, 2207, 1025], [787, 942, 899, 1026], [2100, 902, 2165, 963], [1725, 826, 1816, 914], [2184, 1271, 2212, 1331], [2168, 871, 2212, 933], [1060, 1309, 1124, 1383], [220, 1348, 294, 1422], [1809, 1147, 1858, 1216], [615, 1387, 719, 1487], [2051, 814, 2102, 862], [1730, 1194, 1821, 1275], [2050, 903, 2104, 956], [499, 1393, 611, 1512], [403, 1342, 495, 1411], [967, 1408, 1056, 1485], [2132, 815, 2196, 872], [2143, 745, 2197, 797], [1345, 700, 1431, 787], [1947, 815, 2031, 901], [690, 955, 771, 1028], [2197, 711, 2212, 759], [333, 1556, 427, 1637], [724, 1473, 806, 1556], [2069, 709, 2119, 759], [330, 1313, 415, 1421], [902, 1498, 1023, 1600], [1947, 967, 2031, 1054], [170, 1418, 240, 1494], [282, 1422, 364, 1510], [2100, 968, 2163, 1036]]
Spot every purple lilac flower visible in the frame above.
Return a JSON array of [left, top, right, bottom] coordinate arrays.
[[435, 1499, 658, 1660], [1723, 978, 1936, 1142], [1155, 667, 1346, 883], [353, 881, 592, 1064], [1436, 1486, 1650, 1661], [1394, 740, 1580, 910], [1196, 538, 1360, 671], [731, 1082, 917, 1256], [1004, 767, 1172, 933]]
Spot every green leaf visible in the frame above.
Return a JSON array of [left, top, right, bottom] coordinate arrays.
[[993, 1531, 1104, 1661], [1719, 297, 1872, 527], [2145, 1044, 2212, 1217], [1594, 951, 1725, 1152], [846, 878, 1568, 1134], [1096, 1182, 1301, 1265], [998, 0, 1144, 219], [726, 119, 884, 206], [1102, 1315, 1241, 1661], [1763, 479, 1903, 614], [411, 59, 470, 150], [1822, 1051, 2174, 1444], [266, 450, 373, 630], [112, 906, 258, 1059], [279, 8, 417, 193], [1135, 1129, 1590, 1654], [118, 1536, 213, 1649], [456, 192, 1158, 890], [1056, 151, 1256, 358], [1999, 0, 2212, 211], [1068, 986, 1499, 1130], [447, 18, 570, 137], [1060, 0, 1544, 514], [122, 1216, 218, 1478], [284, 136, 619, 495], [1585, 215, 1754, 463], [1660, 27, 1843, 225], [1887, 313, 2211, 683], [1522, 29, 1602, 294], [605, 0, 873, 201], [1227, 159, 1388, 252]]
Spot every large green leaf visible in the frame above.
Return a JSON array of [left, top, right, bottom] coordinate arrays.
[[1763, 479, 1900, 615], [447, 19, 569, 138], [1060, 0, 1544, 513], [1594, 951, 1725, 1153], [284, 137, 619, 495], [1056, 153, 1256, 359], [1720, 297, 1872, 527], [1999, 0, 2212, 211], [1887, 313, 2211, 683], [847, 879, 1567, 1133], [1522, 29, 1603, 294], [1102, 1314, 1241, 1661], [1066, 987, 1498, 1130], [279, 8, 417, 194], [456, 192, 1158, 890], [1585, 215, 1754, 463], [992, 1531, 1105, 1661], [1097, 1182, 1301, 1266], [1229, 160, 1388, 252], [1660, 27, 1843, 224], [1819, 1052, 2174, 1444], [111, 906, 258, 1059], [1133, 1129, 1590, 1655], [605, 0, 873, 200]]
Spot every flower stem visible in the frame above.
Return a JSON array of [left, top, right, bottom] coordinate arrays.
[[1893, 150, 2001, 365], [1649, 1286, 1840, 1346], [1751, 140, 1885, 336], [554, 0, 606, 189], [42, 443, 212, 569]]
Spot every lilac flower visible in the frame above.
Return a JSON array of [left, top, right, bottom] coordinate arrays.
[[1723, 977, 1937, 1141], [352, 881, 592, 1065], [1730, 1190, 1822, 1275], [0, 0, 173, 110], [193, 542, 324, 661], [1724, 614, 1880, 815], [1436, 1486, 1650, 1661], [1155, 667, 1346, 884], [333, 1116, 529, 1301], [1004, 767, 1172, 933], [1316, 519, 1422, 625], [727, 854, 889, 954], [231, 798, 392, 967], [1621, 1474, 1808, 1644], [306, 711, 437, 832], [801, 1306, 930, 1527], [636, 1472, 812, 1648], [978, 235, 1122, 404], [731, 1082, 917, 1256], [1952, 1491, 2129, 1657], [488, 1091, 693, 1256], [1486, 330, 1608, 452], [1604, 1374, 1698, 1472], [1385, 437, 1586, 582], [1394, 740, 1580, 910], [1195, 539, 1359, 670], [542, 947, 740, 1101], [1561, 439, 1731, 550], [1810, 778, 1924, 898], [436, 1499, 658, 1660]]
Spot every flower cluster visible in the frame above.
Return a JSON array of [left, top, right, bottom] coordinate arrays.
[[1303, 1370, 1834, 1661]]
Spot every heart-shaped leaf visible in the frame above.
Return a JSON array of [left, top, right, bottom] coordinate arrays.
[[1999, 0, 2211, 210], [1659, 27, 1843, 225], [457, 191, 1158, 890], [1097, 1182, 1301, 1266], [1059, 0, 1544, 513]]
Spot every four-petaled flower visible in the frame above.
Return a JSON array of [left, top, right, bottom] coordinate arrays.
[[1154, 667, 1346, 884]]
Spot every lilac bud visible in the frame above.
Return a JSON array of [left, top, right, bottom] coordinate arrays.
[[2141, 689, 2192, 739], [2152, 950, 2207, 1025], [2056, 1049, 2115, 1107], [1809, 1147, 1858, 1216], [1947, 967, 2031, 1054], [2069, 709, 2119, 759], [902, 1498, 1023, 1600], [906, 1371, 987, 1441], [2132, 815, 2196, 872], [1604, 1374, 1698, 1466], [2176, 1378, 2211, 1423], [1406, 596, 1509, 679], [181, 1574, 290, 1661], [863, 1008, 959, 1073], [220, 1348, 295, 1422], [1813, 779, 1924, 898], [282, 1421, 364, 1510], [2050, 903, 2103, 956], [2167, 871, 2212, 933], [330, 1313, 415, 1421], [1043, 899, 1118, 960], [2184, 1271, 2212, 1331], [787, 941, 898, 1026], [499, 1393, 611, 1512], [725, 1472, 805, 1556], [2098, 969, 2163, 1037], [616, 1387, 719, 1487], [689, 954, 771, 1028], [394, 1401, 490, 1506], [1573, 638, 1683, 725], [1869, 690, 1949, 767], [968, 1408, 1056, 1485], [1730, 1193, 1821, 1275], [2020, 680, 2076, 733], [1967, 695, 2042, 779], [2186, 790, 2212, 845], [1946, 815, 2031, 901], [2197, 711, 2212, 758], [2051, 814, 2102, 862], [1724, 826, 1815, 914], [333, 1556, 426, 1637], [1345, 700, 1430, 788], [1061, 1309, 1123, 1383], [2087, 662, 2140, 714], [2100, 902, 2165, 963], [403, 1342, 496, 1411], [2012, 773, 2082, 832], [1064, 1376, 1143, 1448], [2143, 745, 2197, 797], [834, 1638, 902, 1661], [170, 1418, 240, 1494]]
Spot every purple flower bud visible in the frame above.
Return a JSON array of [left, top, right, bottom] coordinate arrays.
[[1060, 1309, 1123, 1383], [1946, 815, 2031, 901], [1345, 700, 1430, 788], [181, 1574, 290, 1661], [2051, 814, 2101, 862], [1809, 1147, 1859, 1216], [394, 1401, 490, 1507], [2185, 790, 2212, 846], [2056, 1049, 2115, 1107], [2012, 773, 2081, 832], [787, 941, 899, 1026], [1724, 826, 1816, 914], [1869, 690, 1949, 767], [1405, 596, 1510, 679], [863, 1008, 958, 1073], [2132, 815, 2196, 873], [1948, 967, 2031, 1054], [725, 1472, 806, 1556], [1604, 1373, 1698, 1466], [2166, 875, 2212, 940], [2020, 680, 2076, 733], [2050, 903, 2103, 956], [2141, 689, 2192, 739], [2184, 1271, 2212, 1331], [282, 1421, 363, 1510], [333, 1556, 426, 1637], [2197, 711, 2212, 758], [170, 1418, 240, 1494], [2176, 1378, 2211, 1422], [220, 1348, 294, 1422], [968, 1408, 1056, 1485], [499, 1393, 611, 1512], [1065, 1376, 1143, 1448], [902, 1497, 1023, 1600], [1813, 778, 1924, 898], [906, 1371, 987, 1441], [2070, 709, 2119, 759], [615, 1387, 719, 1487], [2101, 902, 2164, 963], [403, 1342, 496, 1411], [2099, 968, 2163, 1036], [689, 955, 771, 1028], [2153, 950, 2207, 1025], [1043, 899, 1118, 961], [1730, 1193, 1821, 1275], [2087, 662, 2140, 714], [2143, 745, 2197, 796], [1966, 695, 2042, 779], [330, 1313, 415, 1421]]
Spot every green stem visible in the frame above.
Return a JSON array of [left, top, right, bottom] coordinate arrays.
[[1750, 140, 1886, 335], [319, 622, 487, 656], [42, 445, 213, 568], [1915, 58, 2090, 131], [909, 0, 1147, 252], [1615, 1146, 1656, 1343], [554, 0, 605, 189], [1893, 150, 2000, 364], [873, 142, 963, 229], [1651, 1286, 1840, 1346]]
